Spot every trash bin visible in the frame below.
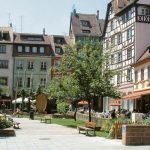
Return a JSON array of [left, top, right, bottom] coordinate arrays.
[[29, 111, 34, 120]]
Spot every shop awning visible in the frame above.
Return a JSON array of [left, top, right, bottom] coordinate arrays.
[[110, 99, 122, 106], [121, 89, 150, 100], [78, 100, 88, 105]]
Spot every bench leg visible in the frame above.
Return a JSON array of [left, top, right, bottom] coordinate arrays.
[[86, 130, 88, 136], [79, 128, 80, 134], [94, 130, 96, 136]]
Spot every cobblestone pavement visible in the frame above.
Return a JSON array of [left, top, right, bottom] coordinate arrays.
[[0, 118, 150, 150]]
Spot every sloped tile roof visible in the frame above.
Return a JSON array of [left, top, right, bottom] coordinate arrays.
[[13, 33, 51, 45], [71, 13, 104, 37]]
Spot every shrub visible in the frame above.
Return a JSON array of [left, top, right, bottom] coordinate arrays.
[[57, 102, 69, 115], [144, 118, 150, 125]]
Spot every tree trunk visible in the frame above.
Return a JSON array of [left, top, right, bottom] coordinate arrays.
[[88, 99, 91, 122], [74, 101, 77, 121], [98, 96, 103, 112]]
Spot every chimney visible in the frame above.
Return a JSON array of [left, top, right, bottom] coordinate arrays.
[[43, 28, 45, 35], [97, 10, 99, 19], [10, 23, 12, 27]]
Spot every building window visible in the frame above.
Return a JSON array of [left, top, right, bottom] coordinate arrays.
[[127, 28, 132, 40], [17, 46, 23, 53], [117, 34, 122, 45], [117, 74, 122, 84], [0, 77, 7, 86], [111, 54, 115, 64], [135, 71, 138, 82], [28, 61, 34, 69], [54, 38, 65, 44], [41, 62, 46, 70], [40, 47, 44, 53], [141, 9, 145, 15], [106, 40, 109, 49], [0, 60, 8, 69], [126, 9, 132, 21], [80, 20, 90, 27], [148, 66, 150, 79], [127, 68, 132, 81], [27, 77, 31, 88], [0, 45, 6, 53], [40, 78, 46, 87], [82, 30, 91, 34], [121, 14, 126, 24], [25, 46, 30, 53], [32, 47, 37, 53], [117, 52, 122, 63], [141, 8, 149, 15], [55, 47, 63, 55], [110, 6, 113, 15], [111, 21, 115, 31], [111, 36, 115, 46], [18, 77, 23, 87], [141, 68, 144, 80], [145, 9, 149, 15], [127, 48, 132, 59], [16, 60, 23, 70]]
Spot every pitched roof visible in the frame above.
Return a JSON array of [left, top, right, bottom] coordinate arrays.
[[70, 12, 104, 37], [132, 46, 150, 67], [49, 35, 71, 56], [13, 33, 51, 45]]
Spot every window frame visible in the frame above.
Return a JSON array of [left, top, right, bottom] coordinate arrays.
[[0, 45, 6, 53], [32, 47, 37, 53], [41, 62, 47, 70], [25, 46, 30, 53], [127, 48, 132, 59], [17, 46, 23, 53], [40, 47, 45, 53], [127, 28, 132, 40], [0, 60, 9, 69]]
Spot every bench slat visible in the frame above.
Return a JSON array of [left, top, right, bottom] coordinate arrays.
[[78, 121, 96, 136]]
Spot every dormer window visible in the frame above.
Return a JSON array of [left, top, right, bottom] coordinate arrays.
[[82, 30, 91, 34], [18, 46, 23, 53], [55, 47, 63, 55], [80, 20, 90, 27], [40, 47, 44, 53], [54, 38, 65, 44], [32, 47, 37, 53], [25, 46, 30, 53]]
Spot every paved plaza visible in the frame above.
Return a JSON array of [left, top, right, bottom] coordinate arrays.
[[0, 118, 149, 150]]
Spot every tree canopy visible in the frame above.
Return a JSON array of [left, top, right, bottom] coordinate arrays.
[[48, 39, 121, 121]]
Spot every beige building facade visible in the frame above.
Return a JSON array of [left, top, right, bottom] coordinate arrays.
[[0, 27, 13, 98]]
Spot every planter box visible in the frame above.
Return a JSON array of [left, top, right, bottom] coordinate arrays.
[[122, 125, 150, 145], [132, 113, 144, 123], [0, 127, 15, 137]]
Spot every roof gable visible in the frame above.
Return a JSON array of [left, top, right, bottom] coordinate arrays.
[[70, 12, 104, 37], [137, 47, 150, 62]]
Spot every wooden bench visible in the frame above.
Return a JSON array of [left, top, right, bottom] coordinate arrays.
[[78, 121, 96, 136], [40, 115, 52, 124]]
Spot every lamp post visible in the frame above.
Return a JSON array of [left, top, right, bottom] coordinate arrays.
[[14, 71, 19, 112]]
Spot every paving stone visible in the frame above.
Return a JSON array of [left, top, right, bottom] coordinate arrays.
[[0, 118, 149, 150]]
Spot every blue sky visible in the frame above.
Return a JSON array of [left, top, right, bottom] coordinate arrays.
[[0, 0, 110, 35]]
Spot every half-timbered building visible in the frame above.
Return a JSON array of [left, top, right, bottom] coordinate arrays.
[[103, 0, 150, 111]]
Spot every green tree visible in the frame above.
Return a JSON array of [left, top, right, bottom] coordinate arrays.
[[48, 40, 120, 121], [0, 79, 9, 97]]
